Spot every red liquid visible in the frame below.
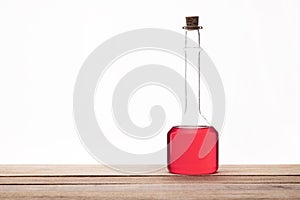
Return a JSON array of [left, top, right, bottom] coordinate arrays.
[[167, 126, 218, 175]]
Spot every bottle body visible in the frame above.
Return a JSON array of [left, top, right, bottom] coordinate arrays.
[[167, 126, 218, 175]]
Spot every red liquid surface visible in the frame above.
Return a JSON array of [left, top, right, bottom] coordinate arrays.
[[167, 126, 218, 175]]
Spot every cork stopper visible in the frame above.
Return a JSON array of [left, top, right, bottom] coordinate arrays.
[[183, 16, 202, 30]]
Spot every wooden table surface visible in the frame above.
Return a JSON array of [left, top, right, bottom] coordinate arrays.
[[0, 165, 299, 199]]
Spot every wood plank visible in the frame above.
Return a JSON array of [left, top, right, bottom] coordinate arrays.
[[0, 175, 299, 185], [0, 165, 299, 176], [0, 184, 299, 199], [0, 165, 299, 199]]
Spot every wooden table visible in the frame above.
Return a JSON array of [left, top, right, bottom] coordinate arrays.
[[0, 165, 299, 199]]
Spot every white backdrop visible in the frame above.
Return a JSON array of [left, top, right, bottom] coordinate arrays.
[[0, 0, 299, 164]]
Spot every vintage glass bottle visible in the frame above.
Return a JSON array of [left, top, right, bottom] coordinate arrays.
[[167, 16, 218, 175]]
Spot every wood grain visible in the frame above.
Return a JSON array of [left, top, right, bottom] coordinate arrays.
[[1, 164, 299, 176], [0, 165, 299, 199]]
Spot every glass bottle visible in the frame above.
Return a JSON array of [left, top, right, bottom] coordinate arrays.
[[167, 16, 218, 175]]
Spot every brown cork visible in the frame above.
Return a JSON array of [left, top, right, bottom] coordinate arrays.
[[183, 16, 202, 30]]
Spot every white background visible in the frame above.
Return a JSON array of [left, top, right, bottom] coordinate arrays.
[[0, 0, 299, 164]]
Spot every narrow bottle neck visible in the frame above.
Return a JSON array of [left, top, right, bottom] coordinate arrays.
[[183, 29, 209, 126], [184, 29, 201, 114]]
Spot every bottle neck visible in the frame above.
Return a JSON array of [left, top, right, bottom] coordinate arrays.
[[183, 29, 209, 126]]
